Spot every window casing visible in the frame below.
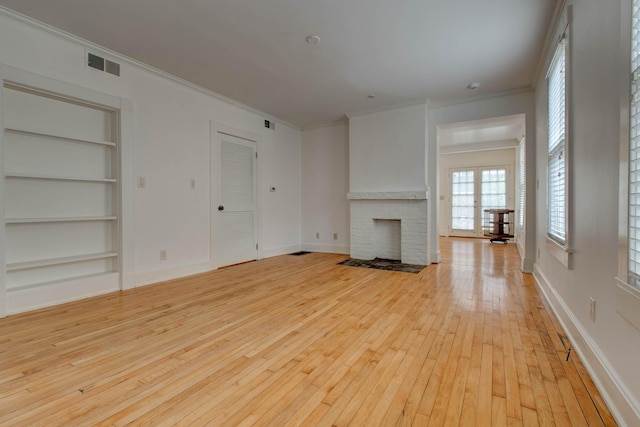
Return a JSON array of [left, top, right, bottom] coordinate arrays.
[[518, 137, 525, 229], [629, 0, 640, 287], [547, 38, 567, 246], [616, 0, 640, 331]]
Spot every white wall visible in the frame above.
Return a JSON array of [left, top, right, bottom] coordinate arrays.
[[0, 11, 302, 293], [438, 148, 517, 236], [533, 1, 640, 425], [301, 122, 350, 254], [349, 104, 427, 193], [429, 91, 536, 269]]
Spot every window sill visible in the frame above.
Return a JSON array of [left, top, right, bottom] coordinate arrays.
[[616, 278, 640, 331], [546, 236, 572, 269]]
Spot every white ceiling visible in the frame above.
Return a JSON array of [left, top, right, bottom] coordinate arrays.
[[0, 0, 555, 129]]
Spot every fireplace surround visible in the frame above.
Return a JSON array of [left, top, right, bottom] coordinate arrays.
[[347, 191, 429, 265]]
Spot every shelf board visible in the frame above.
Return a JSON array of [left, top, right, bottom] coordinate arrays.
[[4, 127, 116, 147], [7, 252, 118, 271], [5, 173, 117, 183], [6, 271, 119, 292], [6, 216, 117, 224]]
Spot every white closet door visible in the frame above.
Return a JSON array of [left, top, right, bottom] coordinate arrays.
[[218, 133, 257, 267]]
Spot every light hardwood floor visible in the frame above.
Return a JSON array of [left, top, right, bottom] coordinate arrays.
[[0, 238, 616, 426]]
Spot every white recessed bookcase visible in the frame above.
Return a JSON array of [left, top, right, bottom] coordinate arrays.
[[0, 66, 133, 316]]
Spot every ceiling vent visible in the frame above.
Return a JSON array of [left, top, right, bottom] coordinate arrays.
[[264, 119, 275, 130], [87, 52, 120, 77]]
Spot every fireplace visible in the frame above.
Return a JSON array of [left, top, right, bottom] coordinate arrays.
[[347, 191, 429, 265]]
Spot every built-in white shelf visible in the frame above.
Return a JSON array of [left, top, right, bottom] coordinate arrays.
[[5, 216, 117, 224], [6, 252, 118, 271], [5, 173, 117, 183], [4, 127, 117, 147], [6, 272, 119, 292]]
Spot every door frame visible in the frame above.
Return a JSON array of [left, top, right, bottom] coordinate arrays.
[[209, 122, 262, 268]]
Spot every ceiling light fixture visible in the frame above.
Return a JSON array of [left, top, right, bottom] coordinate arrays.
[[306, 35, 321, 44], [467, 82, 480, 91]]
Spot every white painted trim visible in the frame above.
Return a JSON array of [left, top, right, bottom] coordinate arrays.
[[301, 119, 349, 132], [615, 278, 640, 331], [2, 65, 121, 109], [300, 243, 349, 255], [430, 87, 534, 110], [0, 6, 300, 131], [347, 191, 429, 200], [346, 99, 428, 120], [262, 244, 304, 258], [119, 98, 135, 290], [533, 266, 640, 427], [6, 273, 120, 315], [546, 235, 572, 268], [0, 66, 5, 317], [439, 139, 519, 154], [134, 261, 215, 288]]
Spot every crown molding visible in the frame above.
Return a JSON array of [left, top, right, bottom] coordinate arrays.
[[301, 119, 349, 132], [346, 99, 428, 120], [429, 86, 534, 109], [0, 6, 300, 131]]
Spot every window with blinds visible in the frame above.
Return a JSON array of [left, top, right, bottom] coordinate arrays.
[[518, 138, 525, 228], [547, 38, 567, 245], [629, 0, 640, 285]]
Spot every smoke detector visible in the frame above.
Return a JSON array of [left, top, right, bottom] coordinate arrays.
[[306, 35, 321, 44], [467, 82, 480, 91]]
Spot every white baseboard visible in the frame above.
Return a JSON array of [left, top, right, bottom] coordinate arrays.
[[261, 244, 302, 259], [533, 266, 640, 427], [134, 261, 216, 288], [521, 256, 534, 273], [301, 243, 350, 254]]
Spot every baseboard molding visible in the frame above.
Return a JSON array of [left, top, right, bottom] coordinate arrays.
[[521, 256, 534, 273], [134, 261, 216, 288], [533, 265, 640, 427], [301, 243, 350, 255], [261, 244, 302, 259]]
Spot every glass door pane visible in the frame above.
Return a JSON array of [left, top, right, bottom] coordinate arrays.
[[481, 168, 507, 235], [451, 169, 475, 231]]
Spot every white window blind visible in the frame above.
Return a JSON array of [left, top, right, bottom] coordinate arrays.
[[518, 138, 525, 228], [629, 0, 640, 283], [548, 38, 567, 245]]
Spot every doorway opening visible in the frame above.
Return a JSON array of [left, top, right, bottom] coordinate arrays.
[[437, 114, 526, 264]]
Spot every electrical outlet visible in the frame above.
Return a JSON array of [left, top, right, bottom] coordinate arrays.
[[316, 232, 320, 239], [160, 250, 167, 261], [190, 179, 196, 189], [137, 176, 146, 188], [537, 248, 540, 259], [589, 297, 596, 321], [333, 233, 338, 240]]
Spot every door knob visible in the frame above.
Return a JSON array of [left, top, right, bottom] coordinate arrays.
[[218, 205, 224, 211]]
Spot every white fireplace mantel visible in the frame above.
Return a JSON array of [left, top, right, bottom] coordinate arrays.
[[347, 190, 429, 200]]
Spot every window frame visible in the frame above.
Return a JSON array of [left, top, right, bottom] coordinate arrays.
[[617, 0, 640, 331], [545, 16, 573, 269]]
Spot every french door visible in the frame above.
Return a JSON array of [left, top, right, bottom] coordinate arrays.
[[450, 166, 510, 237]]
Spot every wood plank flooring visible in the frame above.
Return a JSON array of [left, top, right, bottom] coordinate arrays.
[[0, 238, 617, 426]]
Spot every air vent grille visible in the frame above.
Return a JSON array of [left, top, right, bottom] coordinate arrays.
[[87, 52, 120, 77]]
